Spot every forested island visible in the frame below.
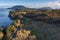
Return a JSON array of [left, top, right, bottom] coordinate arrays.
[[1, 8, 60, 40]]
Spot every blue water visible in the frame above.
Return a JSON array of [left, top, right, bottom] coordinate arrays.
[[0, 9, 12, 27]]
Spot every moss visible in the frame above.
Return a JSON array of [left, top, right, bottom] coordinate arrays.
[[5, 35, 12, 40]]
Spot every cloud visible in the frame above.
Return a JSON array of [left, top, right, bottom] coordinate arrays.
[[45, 1, 60, 9], [0, 0, 60, 9], [26, 1, 60, 9], [0, 3, 26, 8]]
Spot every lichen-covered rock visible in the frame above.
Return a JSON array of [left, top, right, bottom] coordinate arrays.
[[28, 35, 36, 40], [0, 32, 4, 39], [12, 29, 36, 40], [16, 29, 30, 40]]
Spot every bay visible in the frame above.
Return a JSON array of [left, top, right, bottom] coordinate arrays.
[[0, 8, 12, 27]]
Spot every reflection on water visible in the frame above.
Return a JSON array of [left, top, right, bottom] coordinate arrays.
[[0, 9, 12, 27]]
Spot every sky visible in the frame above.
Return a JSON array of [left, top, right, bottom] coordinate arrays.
[[1, 0, 60, 9]]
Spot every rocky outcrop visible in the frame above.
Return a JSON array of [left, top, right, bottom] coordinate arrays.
[[12, 29, 36, 40], [0, 32, 4, 40], [9, 10, 60, 24]]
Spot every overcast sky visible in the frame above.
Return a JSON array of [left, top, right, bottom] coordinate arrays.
[[1, 0, 60, 9]]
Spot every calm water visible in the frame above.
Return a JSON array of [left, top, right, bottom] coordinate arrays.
[[0, 9, 12, 27]]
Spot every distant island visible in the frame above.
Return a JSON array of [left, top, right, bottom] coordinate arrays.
[[7, 5, 53, 10]]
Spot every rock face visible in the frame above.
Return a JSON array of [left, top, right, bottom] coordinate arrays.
[[12, 29, 36, 40], [13, 29, 30, 40], [0, 32, 4, 39]]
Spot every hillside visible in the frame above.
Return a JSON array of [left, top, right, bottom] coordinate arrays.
[[8, 5, 27, 10], [0, 7, 60, 40], [8, 9, 60, 40]]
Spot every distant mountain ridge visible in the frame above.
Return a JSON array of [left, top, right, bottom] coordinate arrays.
[[8, 5, 28, 10], [39, 7, 52, 10], [8, 5, 53, 10]]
